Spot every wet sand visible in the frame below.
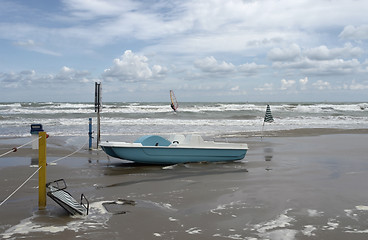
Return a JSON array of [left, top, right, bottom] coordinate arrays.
[[1, 131, 368, 239]]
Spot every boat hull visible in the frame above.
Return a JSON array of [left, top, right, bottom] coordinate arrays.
[[101, 145, 247, 164]]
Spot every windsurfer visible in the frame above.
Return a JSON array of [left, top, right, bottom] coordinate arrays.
[[171, 103, 176, 111], [170, 90, 178, 112]]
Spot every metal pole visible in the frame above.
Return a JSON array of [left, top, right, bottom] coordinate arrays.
[[97, 112, 100, 148], [95, 82, 102, 149], [88, 118, 92, 150], [38, 131, 47, 210]]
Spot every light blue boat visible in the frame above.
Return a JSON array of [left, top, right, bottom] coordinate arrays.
[[100, 134, 248, 165]]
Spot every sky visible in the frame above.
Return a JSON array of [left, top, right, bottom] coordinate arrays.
[[0, 0, 368, 102]]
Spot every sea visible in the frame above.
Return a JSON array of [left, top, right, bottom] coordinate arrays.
[[1, 102, 367, 138]]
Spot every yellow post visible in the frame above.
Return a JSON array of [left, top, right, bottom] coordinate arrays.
[[38, 131, 47, 210]]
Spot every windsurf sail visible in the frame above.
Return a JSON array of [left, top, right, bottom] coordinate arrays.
[[170, 90, 178, 111]]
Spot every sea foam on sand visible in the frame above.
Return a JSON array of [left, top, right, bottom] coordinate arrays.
[[1, 201, 111, 239]]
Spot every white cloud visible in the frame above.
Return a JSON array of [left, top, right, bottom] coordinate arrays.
[[299, 77, 308, 85], [0, 67, 91, 88], [3, 0, 368, 54], [0, 0, 316, 54], [238, 62, 267, 75], [152, 65, 166, 76], [261, 77, 308, 92], [63, 0, 138, 19], [2, 0, 368, 101], [61, 66, 73, 74], [255, 83, 273, 91], [231, 86, 240, 91], [20, 70, 36, 76], [194, 56, 235, 73], [306, 59, 361, 75], [13, 39, 35, 47], [194, 56, 265, 77], [11, 38, 61, 56], [299, 77, 308, 90], [344, 80, 368, 90], [54, 66, 91, 83], [339, 25, 368, 40], [312, 80, 331, 90], [268, 44, 301, 61], [273, 56, 362, 76], [269, 43, 365, 76], [102, 50, 167, 82], [304, 43, 363, 60], [280, 79, 296, 90]]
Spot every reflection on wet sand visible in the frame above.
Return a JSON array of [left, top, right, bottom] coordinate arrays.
[[264, 147, 273, 171], [101, 162, 249, 188]]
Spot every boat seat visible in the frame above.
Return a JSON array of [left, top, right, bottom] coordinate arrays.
[[168, 134, 186, 144], [183, 134, 204, 146], [46, 179, 89, 216], [134, 135, 171, 146]]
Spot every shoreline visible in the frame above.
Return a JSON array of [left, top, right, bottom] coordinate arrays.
[[1, 127, 368, 158], [218, 127, 368, 138]]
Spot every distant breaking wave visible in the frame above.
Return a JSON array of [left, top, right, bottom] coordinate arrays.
[[0, 102, 367, 137]]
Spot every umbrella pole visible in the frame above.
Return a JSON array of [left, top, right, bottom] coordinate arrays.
[[261, 122, 265, 140]]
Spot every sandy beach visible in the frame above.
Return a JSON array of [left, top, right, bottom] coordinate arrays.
[[1, 130, 368, 239]]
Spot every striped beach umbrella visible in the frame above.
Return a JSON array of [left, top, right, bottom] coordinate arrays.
[[264, 104, 274, 123], [261, 104, 274, 139]]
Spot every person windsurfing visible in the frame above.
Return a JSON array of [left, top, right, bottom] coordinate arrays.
[[170, 90, 178, 112], [171, 102, 176, 111]]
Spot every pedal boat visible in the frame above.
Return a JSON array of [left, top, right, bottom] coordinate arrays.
[[100, 134, 248, 165]]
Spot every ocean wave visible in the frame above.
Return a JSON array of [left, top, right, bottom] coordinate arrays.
[[1, 102, 368, 137], [1, 102, 367, 114]]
